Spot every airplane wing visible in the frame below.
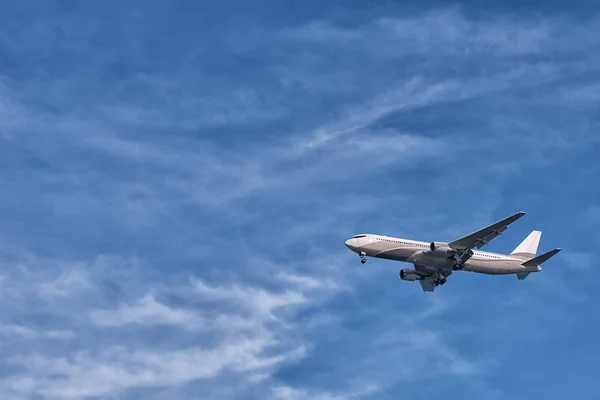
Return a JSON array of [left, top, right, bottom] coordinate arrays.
[[449, 211, 526, 250], [447, 211, 526, 267], [419, 276, 437, 292], [448, 211, 525, 250], [415, 264, 452, 292]]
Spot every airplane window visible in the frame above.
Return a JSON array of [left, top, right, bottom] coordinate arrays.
[[352, 235, 367, 239]]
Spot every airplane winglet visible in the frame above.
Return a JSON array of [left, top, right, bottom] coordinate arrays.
[[522, 248, 562, 267]]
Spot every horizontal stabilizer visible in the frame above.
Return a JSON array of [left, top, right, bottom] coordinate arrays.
[[522, 248, 562, 267]]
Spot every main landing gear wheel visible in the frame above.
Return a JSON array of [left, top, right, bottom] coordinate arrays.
[[434, 278, 446, 286], [433, 269, 447, 286]]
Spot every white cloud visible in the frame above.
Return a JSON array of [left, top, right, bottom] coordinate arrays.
[[0, 262, 337, 397], [284, 9, 599, 58], [273, 387, 340, 400], [38, 269, 92, 299], [275, 272, 340, 291], [5, 339, 305, 399], [3, 270, 328, 399], [0, 324, 37, 339], [0, 273, 322, 399], [376, 9, 553, 55], [0, 324, 75, 340], [45, 330, 77, 339], [0, 5, 597, 400], [89, 294, 203, 329], [193, 278, 308, 319]]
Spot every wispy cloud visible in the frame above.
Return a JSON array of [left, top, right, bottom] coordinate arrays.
[[0, 324, 74, 340], [283, 8, 600, 58], [0, 252, 340, 399], [0, 2, 598, 399], [0, 269, 308, 398], [271, 383, 380, 400], [4, 339, 304, 399], [89, 294, 204, 329]]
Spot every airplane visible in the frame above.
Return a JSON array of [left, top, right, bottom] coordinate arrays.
[[344, 211, 561, 292]]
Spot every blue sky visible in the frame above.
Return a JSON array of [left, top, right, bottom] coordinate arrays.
[[0, 1, 599, 399]]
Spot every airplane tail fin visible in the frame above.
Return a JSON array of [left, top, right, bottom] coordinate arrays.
[[510, 230, 541, 260]]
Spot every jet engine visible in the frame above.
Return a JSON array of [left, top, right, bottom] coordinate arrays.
[[399, 269, 424, 281], [429, 242, 455, 255]]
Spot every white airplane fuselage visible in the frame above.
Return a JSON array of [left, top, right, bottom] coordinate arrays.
[[344, 234, 541, 276]]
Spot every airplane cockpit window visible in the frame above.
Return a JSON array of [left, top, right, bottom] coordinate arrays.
[[352, 235, 367, 239]]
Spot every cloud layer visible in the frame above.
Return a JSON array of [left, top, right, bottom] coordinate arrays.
[[0, 1, 599, 399]]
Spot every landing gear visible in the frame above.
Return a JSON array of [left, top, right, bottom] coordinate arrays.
[[433, 269, 449, 287], [359, 251, 366, 264], [452, 250, 472, 270], [452, 263, 465, 271]]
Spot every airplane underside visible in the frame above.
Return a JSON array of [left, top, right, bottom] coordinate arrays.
[[346, 211, 561, 292], [358, 250, 532, 291]]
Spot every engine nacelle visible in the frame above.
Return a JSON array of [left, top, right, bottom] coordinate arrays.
[[399, 269, 424, 281], [429, 241, 455, 255]]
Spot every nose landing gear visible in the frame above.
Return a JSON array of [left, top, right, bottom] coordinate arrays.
[[359, 252, 366, 264]]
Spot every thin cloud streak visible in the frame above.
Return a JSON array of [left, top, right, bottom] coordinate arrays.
[[0, 3, 598, 399]]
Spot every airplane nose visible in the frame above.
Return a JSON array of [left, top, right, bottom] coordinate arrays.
[[345, 239, 354, 249]]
